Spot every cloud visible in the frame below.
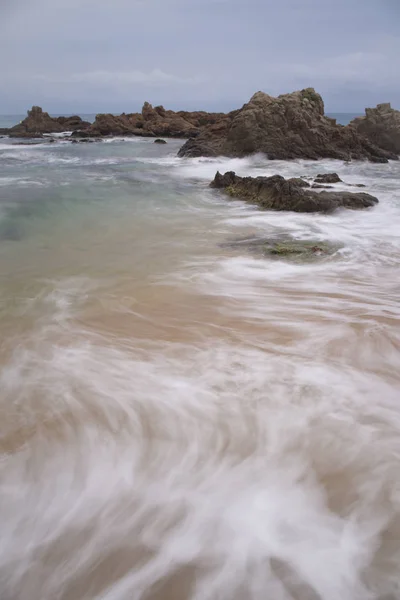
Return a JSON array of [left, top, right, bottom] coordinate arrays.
[[1, 0, 400, 112], [35, 69, 205, 86], [273, 47, 400, 89]]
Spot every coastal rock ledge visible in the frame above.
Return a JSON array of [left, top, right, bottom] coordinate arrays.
[[210, 171, 379, 213], [179, 88, 398, 162]]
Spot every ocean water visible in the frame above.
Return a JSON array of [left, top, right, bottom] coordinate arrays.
[[0, 133, 400, 600]]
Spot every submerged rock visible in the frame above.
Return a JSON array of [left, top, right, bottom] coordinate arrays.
[[154, 138, 167, 144], [210, 171, 379, 212], [179, 88, 397, 162], [350, 103, 400, 155], [220, 235, 341, 261]]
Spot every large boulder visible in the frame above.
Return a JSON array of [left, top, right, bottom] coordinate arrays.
[[179, 89, 398, 163], [8, 107, 91, 138], [210, 171, 379, 212], [350, 103, 400, 155]]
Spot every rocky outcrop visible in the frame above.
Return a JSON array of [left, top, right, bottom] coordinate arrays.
[[55, 115, 91, 131], [210, 171, 379, 212], [350, 103, 400, 155], [7, 107, 91, 138], [73, 103, 227, 138], [179, 88, 398, 163]]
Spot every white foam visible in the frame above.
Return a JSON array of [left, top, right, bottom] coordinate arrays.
[[1, 149, 400, 599], [1, 296, 399, 599]]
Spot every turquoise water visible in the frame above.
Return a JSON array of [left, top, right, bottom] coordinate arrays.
[[1, 133, 400, 599]]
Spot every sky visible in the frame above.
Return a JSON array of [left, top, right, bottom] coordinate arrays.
[[1, 0, 400, 114]]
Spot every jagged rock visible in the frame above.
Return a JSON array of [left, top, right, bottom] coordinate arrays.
[[314, 173, 342, 183], [73, 103, 227, 138], [55, 116, 91, 130], [178, 88, 398, 162], [350, 103, 400, 155], [210, 171, 379, 212], [8, 107, 91, 138], [154, 138, 167, 144], [288, 177, 310, 187]]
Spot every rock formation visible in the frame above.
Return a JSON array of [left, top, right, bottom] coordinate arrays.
[[7, 107, 91, 138], [210, 171, 379, 213], [179, 89, 398, 163], [350, 103, 400, 155], [72, 103, 226, 138]]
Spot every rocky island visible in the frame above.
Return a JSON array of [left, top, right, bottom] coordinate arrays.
[[6, 106, 91, 138], [2, 89, 400, 165]]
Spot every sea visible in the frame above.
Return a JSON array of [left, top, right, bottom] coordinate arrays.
[[1, 111, 400, 600]]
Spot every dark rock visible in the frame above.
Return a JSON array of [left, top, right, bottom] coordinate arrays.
[[154, 138, 167, 144], [70, 129, 91, 138], [76, 103, 227, 139], [178, 88, 398, 162], [210, 171, 379, 212], [55, 115, 91, 131], [314, 173, 342, 183], [10, 131, 44, 139], [350, 103, 400, 155], [8, 106, 91, 138], [369, 156, 389, 164], [311, 184, 334, 189], [288, 177, 310, 187]]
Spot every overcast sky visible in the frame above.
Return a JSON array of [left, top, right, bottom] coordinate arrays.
[[1, 0, 399, 114]]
